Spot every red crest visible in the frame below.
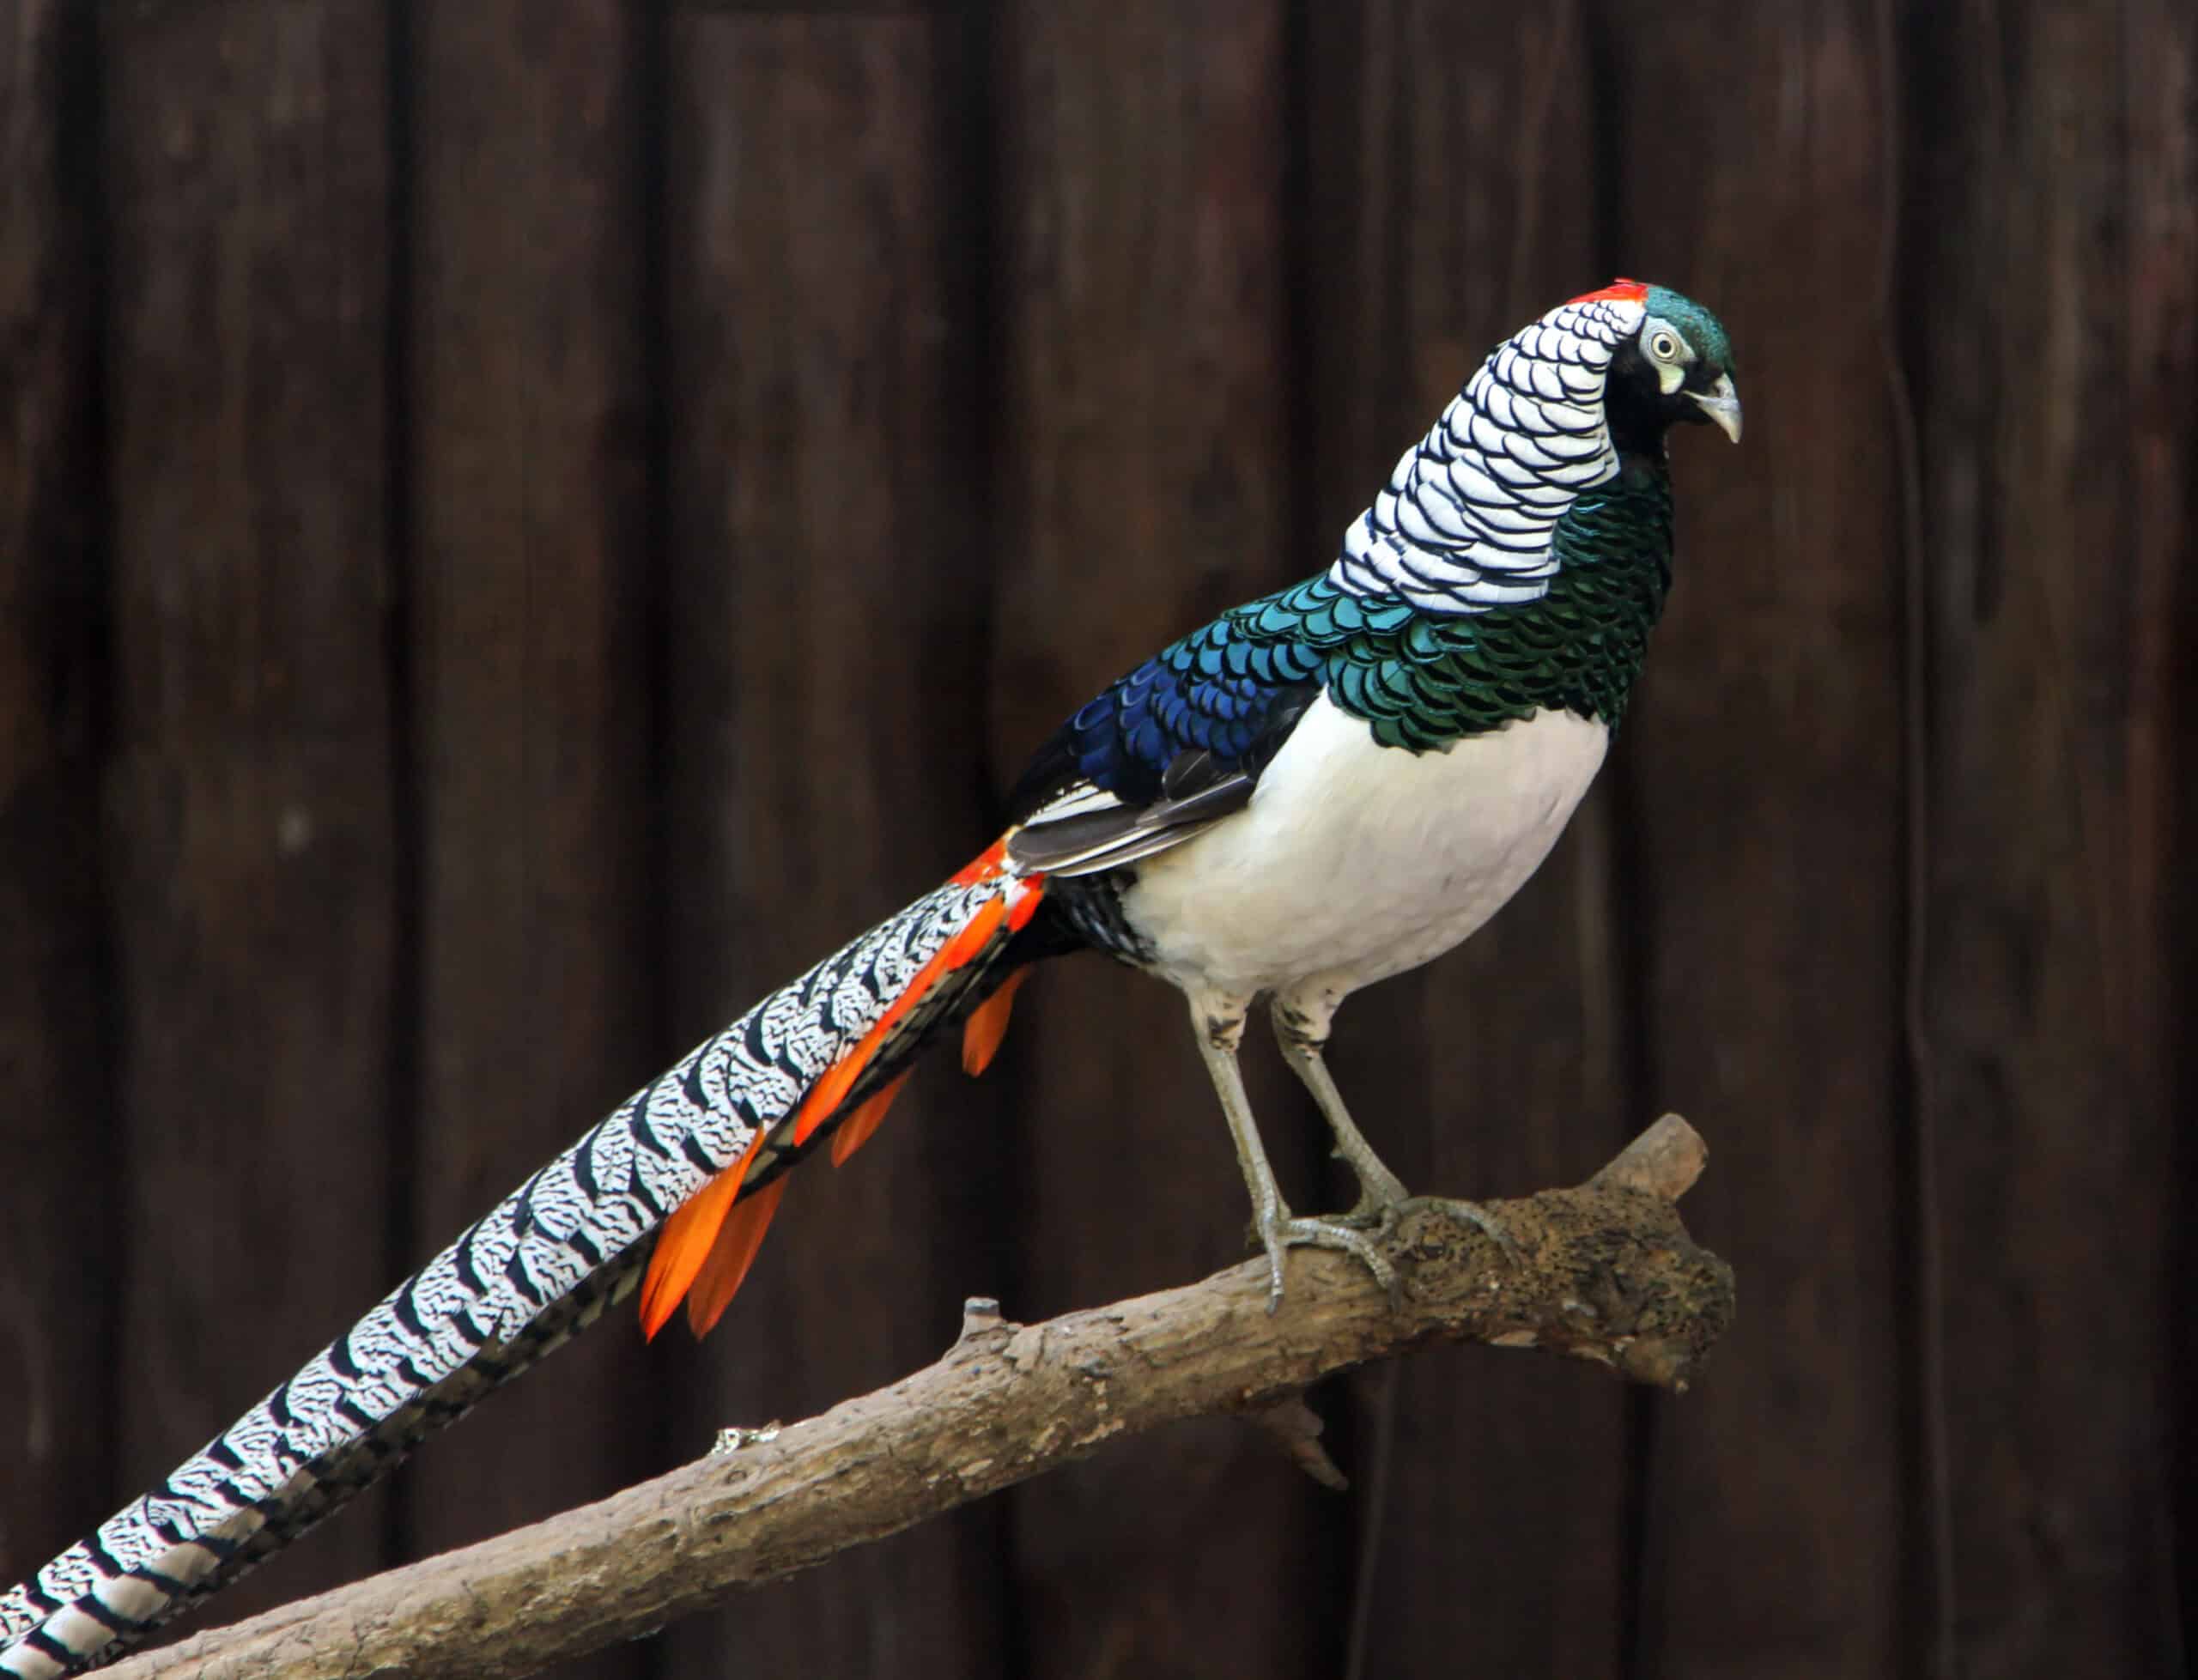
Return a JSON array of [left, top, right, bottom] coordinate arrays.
[[1568, 278, 1650, 305]]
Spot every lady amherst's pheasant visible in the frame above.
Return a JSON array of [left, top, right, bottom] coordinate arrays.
[[2, 280, 1738, 1676]]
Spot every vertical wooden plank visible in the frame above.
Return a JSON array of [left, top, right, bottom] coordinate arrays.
[[0, 0, 112, 1593], [657, 15, 1009, 1678], [1300, 6, 1628, 1676], [1906, 1, 2187, 1669], [988, 3, 1328, 1673], [403, 9, 656, 1679], [1600, 4, 1909, 1675], [2126, 15, 2198, 1665], [2134, 6, 2198, 1660], [99, 0, 398, 1631]]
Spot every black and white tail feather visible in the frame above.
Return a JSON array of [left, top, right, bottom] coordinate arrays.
[[0, 876, 1017, 1677]]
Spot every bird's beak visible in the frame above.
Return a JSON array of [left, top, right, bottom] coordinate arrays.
[[1689, 373, 1743, 443]]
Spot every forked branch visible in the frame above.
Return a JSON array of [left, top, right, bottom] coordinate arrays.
[[112, 1114, 1733, 1680]]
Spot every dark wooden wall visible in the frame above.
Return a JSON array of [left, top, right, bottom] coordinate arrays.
[[1, 3, 2190, 1677]]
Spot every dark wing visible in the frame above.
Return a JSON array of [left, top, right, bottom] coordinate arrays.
[[1004, 601, 1324, 878]]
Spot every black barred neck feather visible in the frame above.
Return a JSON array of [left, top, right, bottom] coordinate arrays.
[[1327, 293, 1647, 616]]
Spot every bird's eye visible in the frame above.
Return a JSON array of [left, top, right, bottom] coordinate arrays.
[[1649, 330, 1681, 361]]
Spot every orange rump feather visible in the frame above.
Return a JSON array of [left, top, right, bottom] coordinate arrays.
[[950, 837, 1010, 886]]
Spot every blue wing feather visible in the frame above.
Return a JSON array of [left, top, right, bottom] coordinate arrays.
[[1005, 588, 1327, 824]]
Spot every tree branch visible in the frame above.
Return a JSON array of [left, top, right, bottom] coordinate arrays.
[[111, 1114, 1732, 1680]]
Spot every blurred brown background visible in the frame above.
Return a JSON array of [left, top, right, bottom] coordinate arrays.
[[1, 1, 2190, 1676]]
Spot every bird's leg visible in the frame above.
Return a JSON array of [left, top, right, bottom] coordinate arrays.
[[1269, 990, 1521, 1261], [1188, 993, 1397, 1313], [1270, 995, 1410, 1225]]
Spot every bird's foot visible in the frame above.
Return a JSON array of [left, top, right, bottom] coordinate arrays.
[[1254, 1208, 1400, 1314]]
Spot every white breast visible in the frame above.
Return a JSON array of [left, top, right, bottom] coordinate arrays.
[[1120, 694, 1608, 1001]]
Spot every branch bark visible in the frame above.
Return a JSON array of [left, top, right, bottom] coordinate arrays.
[[111, 1115, 1733, 1680]]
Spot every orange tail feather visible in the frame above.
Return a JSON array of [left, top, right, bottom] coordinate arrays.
[[831, 1069, 914, 1168], [641, 844, 1047, 1340], [638, 1128, 766, 1341], [791, 890, 1010, 1147], [684, 1175, 790, 1337], [962, 968, 1029, 1077]]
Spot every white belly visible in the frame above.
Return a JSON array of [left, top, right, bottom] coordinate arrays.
[[1120, 694, 1607, 1001]]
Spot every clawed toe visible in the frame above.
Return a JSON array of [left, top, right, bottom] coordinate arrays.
[[1256, 1211, 1400, 1313], [1436, 1197, 1524, 1265], [1326, 1195, 1402, 1236]]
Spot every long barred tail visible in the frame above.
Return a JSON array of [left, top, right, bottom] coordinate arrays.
[[0, 846, 1045, 1677]]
